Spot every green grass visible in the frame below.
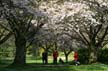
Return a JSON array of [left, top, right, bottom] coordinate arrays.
[[0, 63, 108, 71], [26, 52, 74, 64], [0, 54, 108, 71], [0, 58, 108, 71]]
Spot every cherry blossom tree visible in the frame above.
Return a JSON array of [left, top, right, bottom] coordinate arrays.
[[35, 0, 85, 63], [40, 0, 108, 63], [1, 0, 107, 64], [62, 0, 108, 63], [0, 0, 48, 64]]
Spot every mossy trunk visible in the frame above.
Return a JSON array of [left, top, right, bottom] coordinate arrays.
[[89, 46, 98, 63]]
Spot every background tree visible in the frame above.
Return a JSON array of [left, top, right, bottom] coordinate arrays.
[[36, 0, 85, 63], [33, 27, 57, 63], [63, 0, 108, 63]]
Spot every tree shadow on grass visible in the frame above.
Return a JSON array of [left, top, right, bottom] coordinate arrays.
[[0, 59, 13, 67], [5, 63, 76, 71], [1, 62, 107, 71]]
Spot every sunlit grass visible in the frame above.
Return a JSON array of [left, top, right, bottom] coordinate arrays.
[[26, 52, 74, 64]]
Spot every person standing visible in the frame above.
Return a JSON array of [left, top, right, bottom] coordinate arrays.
[[74, 51, 80, 65], [53, 50, 58, 64], [42, 51, 48, 64]]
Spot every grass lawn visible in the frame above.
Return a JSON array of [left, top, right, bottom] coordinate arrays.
[[0, 63, 108, 71], [0, 54, 108, 71]]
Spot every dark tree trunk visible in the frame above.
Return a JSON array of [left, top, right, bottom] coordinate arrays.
[[65, 54, 68, 63], [45, 49, 48, 64], [12, 35, 27, 65], [64, 50, 72, 63]]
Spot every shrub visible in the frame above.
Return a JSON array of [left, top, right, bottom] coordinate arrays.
[[78, 48, 89, 64], [98, 48, 108, 63]]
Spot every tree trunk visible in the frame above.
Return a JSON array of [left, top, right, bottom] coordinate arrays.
[[89, 47, 98, 63], [45, 49, 48, 64], [64, 50, 72, 63], [12, 35, 27, 65], [66, 55, 68, 63], [65, 54, 68, 63]]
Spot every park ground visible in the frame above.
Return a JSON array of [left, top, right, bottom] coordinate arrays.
[[0, 62, 108, 71], [0, 54, 108, 71]]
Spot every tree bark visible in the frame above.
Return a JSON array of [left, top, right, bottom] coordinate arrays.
[[12, 35, 27, 65], [64, 50, 72, 63], [89, 47, 98, 63], [65, 54, 68, 63], [45, 49, 48, 64]]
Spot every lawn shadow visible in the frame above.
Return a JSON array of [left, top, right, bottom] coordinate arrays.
[[1, 61, 107, 71], [5, 63, 76, 71]]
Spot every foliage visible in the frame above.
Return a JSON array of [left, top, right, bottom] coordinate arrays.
[[0, 38, 15, 58], [98, 48, 108, 64], [78, 48, 108, 64], [78, 48, 89, 64]]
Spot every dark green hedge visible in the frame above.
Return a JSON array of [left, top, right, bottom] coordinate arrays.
[[78, 48, 108, 64], [78, 48, 89, 64], [98, 48, 108, 64]]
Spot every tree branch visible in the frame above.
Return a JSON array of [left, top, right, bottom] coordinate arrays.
[[0, 32, 13, 45], [96, 25, 108, 47]]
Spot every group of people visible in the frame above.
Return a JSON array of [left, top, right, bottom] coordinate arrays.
[[42, 50, 80, 65], [42, 50, 58, 64]]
